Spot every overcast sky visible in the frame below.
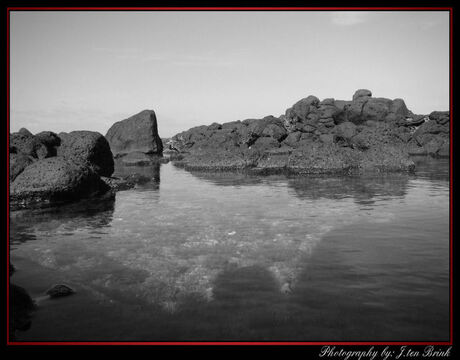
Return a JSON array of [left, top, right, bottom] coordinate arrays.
[[10, 10, 449, 137]]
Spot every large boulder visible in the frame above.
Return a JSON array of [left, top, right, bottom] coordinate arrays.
[[57, 131, 114, 177], [10, 157, 110, 208], [106, 110, 163, 157]]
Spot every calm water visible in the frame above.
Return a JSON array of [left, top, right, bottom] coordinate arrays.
[[10, 157, 450, 341]]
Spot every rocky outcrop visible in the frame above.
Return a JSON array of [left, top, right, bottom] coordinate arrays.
[[105, 110, 163, 157], [9, 129, 116, 209], [10, 157, 110, 209], [57, 130, 114, 177], [171, 90, 449, 173]]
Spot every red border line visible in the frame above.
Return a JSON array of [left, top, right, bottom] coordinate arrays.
[[7, 7, 10, 345], [6, 7, 454, 11], [6, 6, 454, 346]]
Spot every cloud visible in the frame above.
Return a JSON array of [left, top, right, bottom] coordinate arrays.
[[330, 11, 370, 26]]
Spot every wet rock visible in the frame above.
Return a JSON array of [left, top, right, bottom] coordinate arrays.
[[46, 284, 75, 298], [57, 130, 114, 177], [117, 151, 168, 166], [106, 109, 163, 157], [10, 157, 110, 208], [10, 283, 36, 339]]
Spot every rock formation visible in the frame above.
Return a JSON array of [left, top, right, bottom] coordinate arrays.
[[9, 129, 113, 209], [170, 89, 449, 173], [105, 110, 164, 165]]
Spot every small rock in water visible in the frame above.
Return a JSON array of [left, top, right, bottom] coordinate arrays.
[[281, 282, 292, 294], [46, 284, 75, 298]]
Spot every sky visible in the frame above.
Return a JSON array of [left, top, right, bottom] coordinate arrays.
[[10, 10, 450, 138]]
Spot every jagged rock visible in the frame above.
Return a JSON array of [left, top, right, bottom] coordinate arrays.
[[106, 110, 163, 157]]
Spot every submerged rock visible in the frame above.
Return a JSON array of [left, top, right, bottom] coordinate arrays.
[[10, 283, 36, 339], [46, 284, 75, 298]]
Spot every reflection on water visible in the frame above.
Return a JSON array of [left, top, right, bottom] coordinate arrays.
[[9, 158, 449, 341]]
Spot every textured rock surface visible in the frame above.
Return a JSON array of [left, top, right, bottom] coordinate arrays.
[[10, 157, 109, 209], [106, 110, 163, 157], [57, 130, 114, 177], [171, 89, 450, 173], [10, 153, 35, 182]]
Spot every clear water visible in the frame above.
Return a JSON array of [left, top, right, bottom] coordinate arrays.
[[9, 157, 450, 341]]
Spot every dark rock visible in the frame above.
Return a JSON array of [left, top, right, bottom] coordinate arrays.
[[10, 157, 110, 208], [57, 130, 114, 177], [10, 283, 36, 338], [106, 110, 163, 156], [46, 284, 75, 298], [35, 131, 61, 157], [10, 132, 51, 159], [170, 89, 446, 173], [18, 128, 33, 136]]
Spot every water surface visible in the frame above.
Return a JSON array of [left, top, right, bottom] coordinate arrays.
[[10, 157, 450, 341]]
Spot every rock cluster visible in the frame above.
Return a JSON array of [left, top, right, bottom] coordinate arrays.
[[10, 129, 113, 209], [170, 89, 449, 173]]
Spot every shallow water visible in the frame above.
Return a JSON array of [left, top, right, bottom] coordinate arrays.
[[10, 157, 450, 341]]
